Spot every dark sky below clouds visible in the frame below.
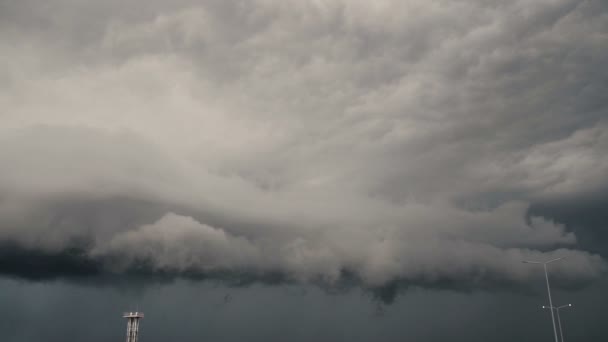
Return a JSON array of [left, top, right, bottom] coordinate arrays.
[[1, 0, 607, 341], [1, 277, 608, 342]]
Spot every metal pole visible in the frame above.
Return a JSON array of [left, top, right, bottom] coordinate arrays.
[[133, 319, 139, 342], [543, 264, 559, 342], [556, 308, 564, 342], [543, 263, 559, 342], [126, 318, 132, 342]]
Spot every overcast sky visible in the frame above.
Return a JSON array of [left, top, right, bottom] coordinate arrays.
[[1, 0, 607, 341]]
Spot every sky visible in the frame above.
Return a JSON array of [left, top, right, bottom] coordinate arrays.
[[0, 0, 607, 341]]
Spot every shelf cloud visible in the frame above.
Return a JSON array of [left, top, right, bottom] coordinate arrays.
[[1, 0, 607, 295]]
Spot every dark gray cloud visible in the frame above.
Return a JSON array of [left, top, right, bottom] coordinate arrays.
[[0, 0, 607, 309], [529, 186, 608, 256]]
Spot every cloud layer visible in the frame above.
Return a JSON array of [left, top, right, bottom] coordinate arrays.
[[1, 0, 607, 291]]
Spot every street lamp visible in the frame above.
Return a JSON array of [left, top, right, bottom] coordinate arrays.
[[522, 257, 564, 342], [543, 304, 572, 342]]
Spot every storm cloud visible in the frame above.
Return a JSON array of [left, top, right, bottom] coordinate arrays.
[[1, 0, 607, 296]]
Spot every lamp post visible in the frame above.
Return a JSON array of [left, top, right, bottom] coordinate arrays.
[[543, 304, 572, 342], [522, 257, 564, 342]]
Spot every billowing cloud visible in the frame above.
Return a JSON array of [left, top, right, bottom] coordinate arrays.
[[0, 0, 607, 294]]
